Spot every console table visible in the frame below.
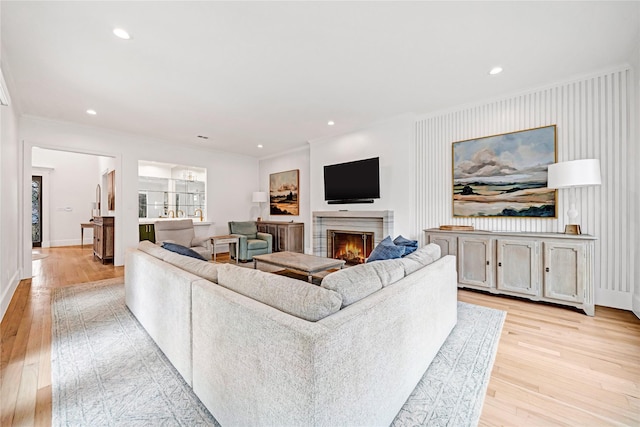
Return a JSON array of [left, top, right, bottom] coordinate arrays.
[[256, 220, 304, 253], [424, 228, 596, 315], [80, 222, 93, 249]]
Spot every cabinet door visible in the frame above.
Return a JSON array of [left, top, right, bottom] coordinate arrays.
[[458, 236, 493, 288], [94, 224, 104, 257], [543, 242, 585, 303], [496, 239, 539, 296], [427, 233, 457, 256], [260, 223, 278, 251], [286, 224, 304, 253]]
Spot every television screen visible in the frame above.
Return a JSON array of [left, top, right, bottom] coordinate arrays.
[[324, 157, 380, 203]]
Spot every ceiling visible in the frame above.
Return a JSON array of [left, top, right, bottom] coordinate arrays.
[[2, 1, 638, 158]]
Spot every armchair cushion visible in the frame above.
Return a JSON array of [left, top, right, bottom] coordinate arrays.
[[247, 239, 269, 250]]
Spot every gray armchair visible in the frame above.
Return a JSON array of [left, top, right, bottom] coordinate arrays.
[[154, 219, 211, 260], [228, 221, 272, 262]]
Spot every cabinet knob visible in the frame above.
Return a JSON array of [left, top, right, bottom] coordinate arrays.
[[486, 261, 490, 266], [545, 267, 550, 272], [498, 262, 502, 267]]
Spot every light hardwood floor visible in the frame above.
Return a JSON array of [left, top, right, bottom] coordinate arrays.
[[1, 247, 639, 426]]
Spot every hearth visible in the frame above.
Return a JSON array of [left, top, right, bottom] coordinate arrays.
[[328, 230, 374, 265]]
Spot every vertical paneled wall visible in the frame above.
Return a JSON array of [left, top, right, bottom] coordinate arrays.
[[416, 67, 635, 308]]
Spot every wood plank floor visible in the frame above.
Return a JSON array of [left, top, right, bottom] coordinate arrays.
[[1, 247, 639, 426]]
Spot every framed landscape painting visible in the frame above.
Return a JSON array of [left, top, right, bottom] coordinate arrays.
[[269, 169, 299, 215], [452, 125, 557, 217]]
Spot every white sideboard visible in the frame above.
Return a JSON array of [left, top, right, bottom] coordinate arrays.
[[424, 228, 596, 316]]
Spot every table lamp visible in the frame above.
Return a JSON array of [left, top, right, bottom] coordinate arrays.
[[252, 191, 268, 221], [547, 158, 601, 234]]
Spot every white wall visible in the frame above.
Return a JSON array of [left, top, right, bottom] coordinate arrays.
[[31, 148, 104, 247], [19, 115, 259, 278], [309, 114, 417, 240], [258, 147, 311, 252], [415, 66, 635, 310], [0, 70, 21, 321], [633, 22, 640, 319]]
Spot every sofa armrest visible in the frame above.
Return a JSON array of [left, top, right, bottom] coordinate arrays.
[[257, 232, 272, 249], [191, 236, 210, 249]]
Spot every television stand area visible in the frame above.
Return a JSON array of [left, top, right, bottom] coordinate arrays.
[[424, 228, 596, 316]]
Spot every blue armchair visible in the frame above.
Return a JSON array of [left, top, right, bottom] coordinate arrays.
[[228, 221, 272, 262]]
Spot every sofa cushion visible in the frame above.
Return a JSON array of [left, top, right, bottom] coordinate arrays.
[[321, 265, 379, 307], [247, 239, 269, 250], [138, 240, 172, 260], [217, 264, 342, 322], [162, 242, 208, 261], [366, 236, 405, 262], [393, 235, 419, 256], [138, 241, 218, 283], [400, 243, 442, 276], [230, 221, 257, 239]]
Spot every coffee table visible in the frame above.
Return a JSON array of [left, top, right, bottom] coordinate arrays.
[[253, 252, 346, 283]]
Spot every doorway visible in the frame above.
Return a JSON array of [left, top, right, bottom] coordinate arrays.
[[32, 175, 42, 247]]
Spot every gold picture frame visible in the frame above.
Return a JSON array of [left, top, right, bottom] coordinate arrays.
[[269, 169, 299, 216]]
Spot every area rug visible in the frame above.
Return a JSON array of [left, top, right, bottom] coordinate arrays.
[[52, 279, 505, 426]]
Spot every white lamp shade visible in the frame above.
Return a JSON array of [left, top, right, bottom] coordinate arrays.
[[252, 191, 268, 203], [547, 159, 602, 189]]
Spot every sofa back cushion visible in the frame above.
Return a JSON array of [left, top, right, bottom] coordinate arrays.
[[154, 219, 196, 248], [217, 264, 342, 322], [229, 221, 258, 239], [320, 258, 405, 307], [138, 240, 218, 283], [400, 243, 442, 276]]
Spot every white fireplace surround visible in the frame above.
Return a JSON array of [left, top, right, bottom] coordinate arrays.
[[312, 210, 394, 258]]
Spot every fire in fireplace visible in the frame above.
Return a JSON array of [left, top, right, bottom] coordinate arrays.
[[328, 230, 374, 265]]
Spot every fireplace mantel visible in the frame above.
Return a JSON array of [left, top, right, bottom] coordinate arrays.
[[312, 210, 393, 258]]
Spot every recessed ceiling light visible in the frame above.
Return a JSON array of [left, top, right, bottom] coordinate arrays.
[[327, 120, 335, 126], [113, 28, 131, 40], [86, 109, 97, 115], [489, 66, 503, 75], [257, 144, 263, 148]]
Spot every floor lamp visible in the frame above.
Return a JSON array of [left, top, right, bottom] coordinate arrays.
[[252, 191, 268, 221], [547, 159, 601, 234]]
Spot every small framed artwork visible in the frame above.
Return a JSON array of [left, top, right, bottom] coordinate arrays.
[[107, 170, 115, 211], [452, 125, 557, 218], [269, 169, 299, 215]]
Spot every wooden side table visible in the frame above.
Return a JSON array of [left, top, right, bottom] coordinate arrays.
[[210, 235, 239, 264], [80, 222, 93, 249]]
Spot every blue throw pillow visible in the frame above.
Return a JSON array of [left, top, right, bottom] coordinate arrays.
[[393, 235, 419, 256], [366, 236, 405, 263], [162, 242, 207, 261]]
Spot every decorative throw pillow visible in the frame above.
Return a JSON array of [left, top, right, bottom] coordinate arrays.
[[366, 236, 405, 263], [161, 242, 207, 261], [393, 235, 419, 256]]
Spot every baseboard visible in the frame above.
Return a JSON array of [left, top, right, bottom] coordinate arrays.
[[49, 239, 81, 247], [633, 292, 640, 320], [595, 289, 632, 311], [0, 270, 21, 323]]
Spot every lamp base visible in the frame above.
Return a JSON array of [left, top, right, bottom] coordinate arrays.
[[564, 224, 582, 235]]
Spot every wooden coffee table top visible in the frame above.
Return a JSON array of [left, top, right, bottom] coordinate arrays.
[[253, 251, 345, 275]]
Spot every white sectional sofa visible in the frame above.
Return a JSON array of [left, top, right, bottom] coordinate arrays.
[[125, 240, 458, 426]]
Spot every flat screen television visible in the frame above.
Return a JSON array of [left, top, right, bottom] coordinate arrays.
[[324, 157, 380, 204]]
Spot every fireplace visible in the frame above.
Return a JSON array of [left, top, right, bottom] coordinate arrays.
[[328, 230, 374, 265]]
